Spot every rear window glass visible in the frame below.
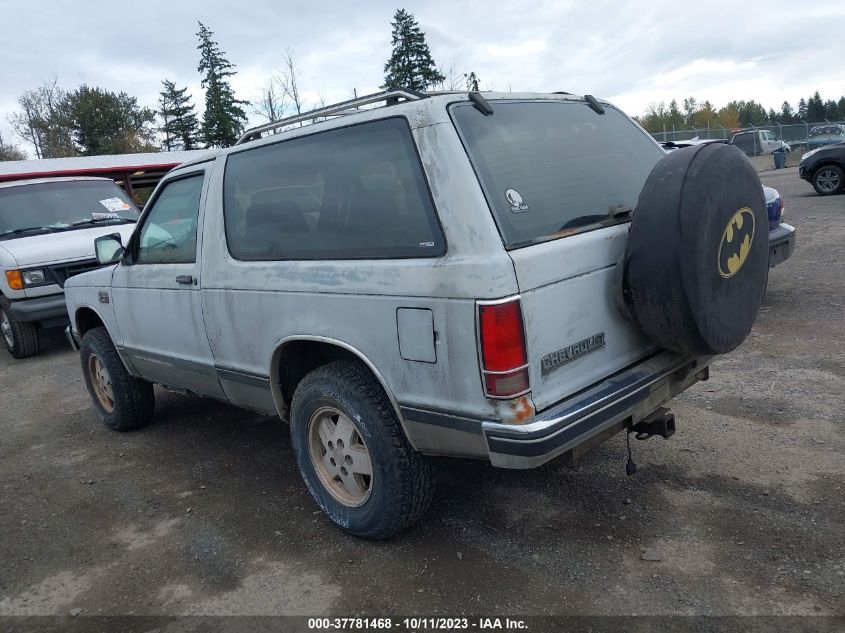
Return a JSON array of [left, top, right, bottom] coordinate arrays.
[[451, 101, 664, 248], [223, 117, 444, 260]]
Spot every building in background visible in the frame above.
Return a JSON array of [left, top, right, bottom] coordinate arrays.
[[0, 150, 212, 206]]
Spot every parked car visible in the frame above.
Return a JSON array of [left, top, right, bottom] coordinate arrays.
[[0, 177, 139, 358], [730, 129, 790, 156], [807, 124, 845, 148], [763, 186, 796, 267], [64, 90, 773, 539], [800, 141, 845, 195], [661, 140, 796, 267]]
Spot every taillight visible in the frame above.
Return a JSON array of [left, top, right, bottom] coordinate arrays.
[[478, 298, 530, 398]]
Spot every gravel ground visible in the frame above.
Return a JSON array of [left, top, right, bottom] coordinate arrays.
[[0, 167, 842, 619]]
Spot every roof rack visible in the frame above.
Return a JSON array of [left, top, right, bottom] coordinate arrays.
[[236, 88, 427, 145]]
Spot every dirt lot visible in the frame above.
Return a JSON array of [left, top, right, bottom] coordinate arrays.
[[0, 167, 842, 620]]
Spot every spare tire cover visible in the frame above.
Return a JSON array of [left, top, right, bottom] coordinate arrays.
[[623, 143, 769, 355]]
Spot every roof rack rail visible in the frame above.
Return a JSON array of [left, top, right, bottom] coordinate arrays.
[[236, 88, 427, 145]]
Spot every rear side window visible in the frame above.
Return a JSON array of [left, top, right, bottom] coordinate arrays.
[[223, 118, 444, 260], [451, 101, 664, 248]]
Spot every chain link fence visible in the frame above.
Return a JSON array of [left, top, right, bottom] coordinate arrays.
[[651, 121, 845, 155]]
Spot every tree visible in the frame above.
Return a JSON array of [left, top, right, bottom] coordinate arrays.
[[197, 22, 248, 148], [0, 130, 26, 161], [433, 61, 463, 91], [253, 78, 286, 123], [682, 97, 697, 127], [780, 101, 795, 124], [797, 98, 808, 120], [465, 71, 480, 91], [839, 97, 845, 119], [158, 80, 200, 151], [277, 48, 304, 117], [65, 85, 156, 155], [807, 91, 825, 121], [382, 9, 444, 91], [9, 77, 74, 158]]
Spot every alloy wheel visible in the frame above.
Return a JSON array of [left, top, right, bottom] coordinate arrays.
[[307, 406, 374, 507]]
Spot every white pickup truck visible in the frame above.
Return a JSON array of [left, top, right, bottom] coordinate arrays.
[[0, 177, 138, 357]]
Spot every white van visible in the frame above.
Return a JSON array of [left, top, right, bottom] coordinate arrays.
[[0, 177, 138, 358]]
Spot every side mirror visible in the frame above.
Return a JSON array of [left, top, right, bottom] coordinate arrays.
[[94, 233, 124, 265]]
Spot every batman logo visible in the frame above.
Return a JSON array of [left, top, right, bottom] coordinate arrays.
[[718, 208, 755, 279]]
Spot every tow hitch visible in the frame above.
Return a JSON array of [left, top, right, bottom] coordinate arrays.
[[625, 408, 676, 476], [632, 407, 676, 440]]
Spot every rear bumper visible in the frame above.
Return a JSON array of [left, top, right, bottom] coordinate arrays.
[[9, 293, 69, 326], [483, 352, 711, 468], [768, 223, 796, 268]]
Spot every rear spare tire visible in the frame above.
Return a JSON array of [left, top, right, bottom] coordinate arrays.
[[621, 143, 769, 355]]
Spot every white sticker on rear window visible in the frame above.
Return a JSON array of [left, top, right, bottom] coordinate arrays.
[[98, 197, 131, 212], [505, 188, 529, 213]]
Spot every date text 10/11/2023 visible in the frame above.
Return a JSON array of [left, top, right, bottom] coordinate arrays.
[[307, 617, 529, 630]]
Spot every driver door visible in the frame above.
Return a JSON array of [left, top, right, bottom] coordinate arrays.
[[111, 169, 223, 398]]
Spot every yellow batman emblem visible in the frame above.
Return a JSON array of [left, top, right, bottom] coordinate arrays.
[[718, 208, 755, 279]]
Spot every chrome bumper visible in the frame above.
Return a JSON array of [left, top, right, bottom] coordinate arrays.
[[64, 326, 80, 351], [483, 352, 711, 469]]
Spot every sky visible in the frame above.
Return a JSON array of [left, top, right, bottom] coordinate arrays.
[[2, 0, 844, 156]]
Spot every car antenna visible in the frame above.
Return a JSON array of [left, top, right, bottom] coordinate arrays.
[[468, 91, 494, 116], [584, 94, 605, 115]]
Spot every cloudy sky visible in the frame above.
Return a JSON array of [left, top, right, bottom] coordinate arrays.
[[2, 0, 844, 155]]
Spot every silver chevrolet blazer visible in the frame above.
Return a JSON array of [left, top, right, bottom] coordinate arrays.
[[64, 90, 772, 538]]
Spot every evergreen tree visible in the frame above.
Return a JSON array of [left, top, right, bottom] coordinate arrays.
[[159, 79, 199, 151], [797, 98, 808, 120], [838, 97, 845, 119], [382, 9, 445, 91], [807, 91, 825, 122], [197, 22, 248, 148], [682, 97, 697, 127], [780, 101, 795, 124]]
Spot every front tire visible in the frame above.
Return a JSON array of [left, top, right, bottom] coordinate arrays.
[[290, 360, 435, 539], [812, 165, 844, 195], [80, 327, 154, 431], [0, 296, 39, 359]]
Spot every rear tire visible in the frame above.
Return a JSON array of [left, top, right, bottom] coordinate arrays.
[[80, 327, 154, 431], [0, 296, 39, 359], [812, 165, 843, 195], [290, 360, 435, 539]]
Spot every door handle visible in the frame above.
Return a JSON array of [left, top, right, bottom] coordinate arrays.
[[176, 275, 195, 285]]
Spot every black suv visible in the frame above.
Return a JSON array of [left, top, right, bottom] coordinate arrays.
[[800, 142, 845, 195]]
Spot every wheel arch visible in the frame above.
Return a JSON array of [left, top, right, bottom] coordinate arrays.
[[812, 160, 844, 175], [269, 335, 412, 446], [74, 305, 109, 338]]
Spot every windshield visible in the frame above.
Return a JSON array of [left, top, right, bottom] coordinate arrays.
[[0, 180, 139, 238], [451, 101, 665, 248]]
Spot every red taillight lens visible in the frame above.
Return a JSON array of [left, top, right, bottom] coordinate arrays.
[[479, 299, 529, 397], [479, 301, 527, 371]]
